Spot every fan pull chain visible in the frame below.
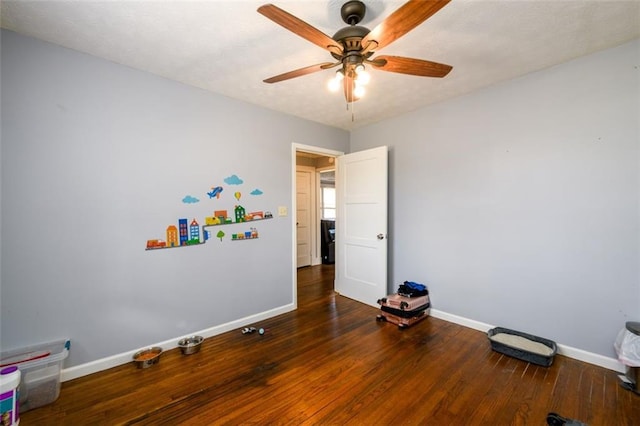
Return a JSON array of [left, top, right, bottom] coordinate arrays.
[[346, 83, 355, 122], [347, 85, 356, 123], [346, 100, 355, 122]]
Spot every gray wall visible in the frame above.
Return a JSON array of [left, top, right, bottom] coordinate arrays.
[[2, 28, 637, 368], [0, 30, 349, 367], [351, 39, 639, 359]]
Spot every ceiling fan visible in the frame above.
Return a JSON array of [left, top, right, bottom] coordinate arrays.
[[258, 0, 453, 103]]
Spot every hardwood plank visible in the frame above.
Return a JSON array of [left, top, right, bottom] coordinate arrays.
[[20, 264, 639, 425]]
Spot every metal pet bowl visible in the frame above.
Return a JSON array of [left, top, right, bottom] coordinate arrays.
[[132, 346, 163, 369], [178, 335, 204, 355]]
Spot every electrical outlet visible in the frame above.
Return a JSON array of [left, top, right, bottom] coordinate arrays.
[[278, 206, 288, 216]]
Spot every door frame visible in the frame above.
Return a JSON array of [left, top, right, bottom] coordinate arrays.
[[291, 143, 344, 308]]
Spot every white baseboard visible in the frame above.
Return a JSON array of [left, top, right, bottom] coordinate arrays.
[[62, 304, 625, 382], [430, 309, 495, 333], [555, 344, 626, 373], [61, 303, 295, 382], [430, 309, 626, 374]]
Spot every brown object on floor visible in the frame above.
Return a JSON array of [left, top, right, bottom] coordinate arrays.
[[21, 265, 639, 425]]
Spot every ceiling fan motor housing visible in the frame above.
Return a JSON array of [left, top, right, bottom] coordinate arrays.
[[333, 26, 369, 50], [341, 1, 366, 25], [333, 2, 371, 65]]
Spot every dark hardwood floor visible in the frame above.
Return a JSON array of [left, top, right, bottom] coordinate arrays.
[[22, 265, 639, 425]]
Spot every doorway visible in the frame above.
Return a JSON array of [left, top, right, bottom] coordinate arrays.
[[292, 144, 389, 309], [296, 154, 336, 267], [293, 144, 343, 306]]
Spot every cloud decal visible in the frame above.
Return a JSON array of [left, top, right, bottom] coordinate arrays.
[[224, 174, 243, 185], [250, 189, 263, 195], [182, 195, 200, 204]]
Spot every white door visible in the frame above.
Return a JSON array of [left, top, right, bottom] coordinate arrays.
[[335, 146, 388, 307], [296, 169, 313, 268]]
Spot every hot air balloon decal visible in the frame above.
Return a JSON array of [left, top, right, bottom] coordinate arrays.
[[234, 191, 241, 201]]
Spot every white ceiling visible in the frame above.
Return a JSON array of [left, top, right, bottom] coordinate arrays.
[[2, 0, 639, 131]]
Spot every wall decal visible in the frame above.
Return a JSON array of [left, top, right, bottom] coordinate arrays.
[[146, 209, 273, 250], [146, 173, 274, 251], [207, 186, 223, 199], [182, 195, 200, 204], [166, 225, 178, 247], [202, 207, 271, 226], [234, 205, 246, 222], [205, 210, 230, 225], [232, 227, 259, 241], [146, 218, 205, 250], [224, 174, 243, 185], [146, 239, 166, 249]]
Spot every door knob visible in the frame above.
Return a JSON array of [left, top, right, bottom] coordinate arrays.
[[377, 234, 385, 240]]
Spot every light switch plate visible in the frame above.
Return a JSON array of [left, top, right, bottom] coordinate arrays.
[[278, 206, 288, 216]]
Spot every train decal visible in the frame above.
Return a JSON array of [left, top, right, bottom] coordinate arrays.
[[231, 227, 259, 241]]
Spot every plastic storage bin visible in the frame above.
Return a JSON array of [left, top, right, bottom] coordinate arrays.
[[0, 366, 21, 425], [0, 339, 70, 412]]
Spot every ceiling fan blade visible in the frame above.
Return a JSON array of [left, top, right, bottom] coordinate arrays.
[[343, 73, 359, 103], [258, 4, 343, 54], [264, 62, 336, 84], [371, 55, 452, 78], [361, 0, 451, 54]]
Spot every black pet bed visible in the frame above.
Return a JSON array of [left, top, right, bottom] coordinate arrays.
[[488, 327, 557, 367]]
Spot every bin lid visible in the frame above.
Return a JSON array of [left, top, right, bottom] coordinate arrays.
[[1, 366, 19, 375], [626, 321, 640, 336], [0, 349, 50, 367], [0, 339, 69, 369]]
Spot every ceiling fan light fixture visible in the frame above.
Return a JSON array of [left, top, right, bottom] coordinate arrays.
[[327, 76, 341, 92], [328, 68, 346, 93], [356, 69, 370, 85], [353, 83, 365, 98]]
